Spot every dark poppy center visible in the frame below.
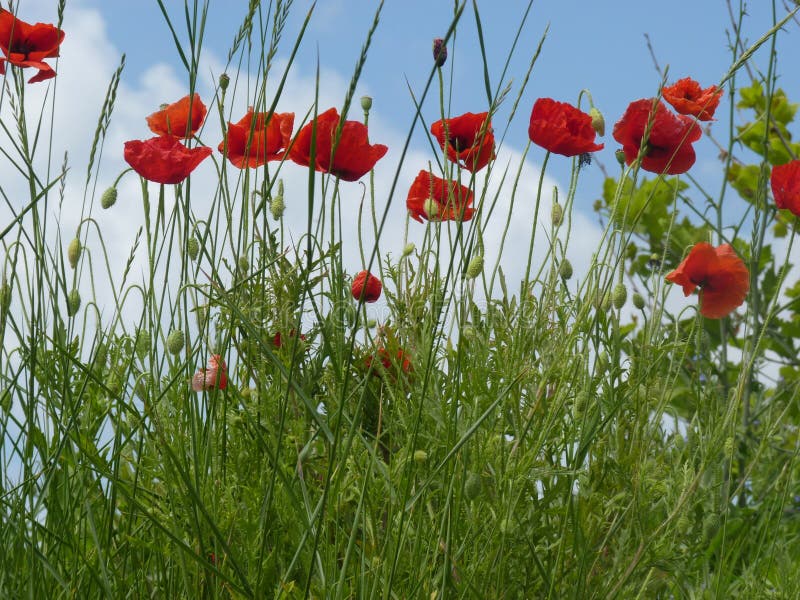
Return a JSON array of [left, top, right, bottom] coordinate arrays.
[[449, 134, 475, 151]]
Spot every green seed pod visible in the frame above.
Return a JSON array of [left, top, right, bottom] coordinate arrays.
[[66, 289, 81, 317], [551, 201, 564, 227], [219, 72, 230, 91], [186, 237, 200, 261], [67, 238, 81, 269], [589, 107, 605, 136], [632, 292, 645, 310], [464, 472, 482, 500], [166, 329, 184, 355], [612, 283, 627, 309], [135, 329, 151, 359], [413, 449, 428, 463], [615, 149, 626, 166], [466, 255, 484, 279], [100, 186, 118, 209], [559, 259, 573, 280], [360, 95, 373, 111]]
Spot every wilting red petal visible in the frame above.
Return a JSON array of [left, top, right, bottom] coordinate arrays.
[[528, 98, 604, 157], [0, 9, 64, 83], [289, 107, 387, 181], [192, 354, 228, 391], [219, 108, 294, 168], [406, 170, 474, 223], [665, 242, 749, 318], [431, 112, 495, 172], [351, 270, 382, 303], [771, 160, 800, 217], [612, 98, 701, 175], [662, 77, 723, 122], [146, 94, 207, 138], [124, 136, 212, 184]]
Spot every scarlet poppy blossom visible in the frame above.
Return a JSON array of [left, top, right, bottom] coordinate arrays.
[[272, 329, 306, 349], [431, 112, 496, 172], [351, 270, 382, 303], [289, 107, 388, 181], [406, 170, 474, 223], [0, 9, 64, 84], [146, 94, 207, 139], [770, 160, 800, 216], [219, 108, 294, 169], [528, 98, 604, 157], [124, 136, 212, 184], [662, 77, 723, 122], [192, 354, 228, 391], [366, 348, 412, 376], [665, 242, 749, 319], [612, 99, 702, 175]]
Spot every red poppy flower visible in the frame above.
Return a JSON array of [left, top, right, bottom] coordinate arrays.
[[219, 108, 294, 169], [192, 354, 228, 391], [146, 93, 207, 139], [289, 107, 388, 181], [770, 160, 800, 216], [612, 99, 702, 175], [665, 242, 749, 319], [431, 112, 495, 172], [406, 170, 474, 223], [366, 348, 412, 376], [0, 9, 64, 84], [662, 77, 722, 122], [272, 329, 306, 349], [124, 136, 212, 184], [351, 270, 382, 303], [527, 98, 604, 157]]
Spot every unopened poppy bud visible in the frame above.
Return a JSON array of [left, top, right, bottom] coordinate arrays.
[[632, 292, 645, 310], [101, 186, 118, 209], [601, 292, 612, 312], [615, 149, 626, 166], [135, 329, 151, 359], [270, 179, 285, 220], [551, 201, 563, 226], [361, 95, 372, 112], [413, 449, 428, 463], [0, 281, 10, 314], [559, 259, 573, 280], [166, 329, 184, 355], [237, 256, 249, 273], [219, 73, 230, 91], [423, 198, 439, 220], [366, 319, 377, 328], [67, 289, 81, 317], [589, 107, 605, 136], [432, 38, 447, 67], [67, 238, 81, 269], [403, 243, 415, 257], [612, 283, 627, 309], [466, 255, 484, 279], [186, 237, 199, 260]]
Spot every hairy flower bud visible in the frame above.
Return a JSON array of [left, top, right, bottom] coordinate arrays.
[[186, 237, 199, 261], [360, 95, 373, 112], [67, 289, 81, 317], [612, 283, 627, 309], [270, 179, 285, 220], [559, 259, 573, 280], [413, 449, 428, 463], [466, 255, 484, 279], [167, 329, 184, 355], [551, 201, 563, 227], [135, 329, 151, 359], [589, 107, 605, 136], [403, 243, 416, 257], [632, 292, 645, 310], [67, 238, 81, 269], [464, 472, 482, 500], [432, 38, 447, 67], [237, 256, 249, 273], [101, 186, 118, 209]]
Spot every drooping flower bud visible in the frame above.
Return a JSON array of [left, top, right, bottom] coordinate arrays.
[[551, 201, 563, 227], [186, 237, 199, 261], [612, 283, 627, 309], [589, 107, 605, 136], [432, 38, 447, 67], [559, 259, 573, 280], [237, 256, 249, 273], [167, 329, 184, 355], [100, 186, 118, 209], [67, 238, 81, 269], [135, 329, 151, 359], [219, 73, 230, 92], [402, 243, 415, 257], [67, 289, 81, 317], [360, 95, 373, 112], [632, 293, 645, 310], [466, 255, 484, 279]]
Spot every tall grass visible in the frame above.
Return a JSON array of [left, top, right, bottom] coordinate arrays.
[[1, 0, 800, 597]]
